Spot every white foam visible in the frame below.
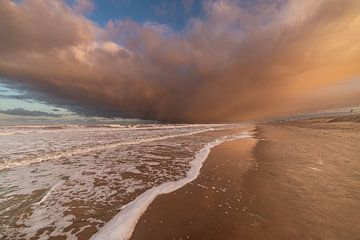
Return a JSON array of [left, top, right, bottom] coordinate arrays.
[[0, 124, 228, 137], [32, 181, 63, 206], [91, 131, 252, 240], [0, 128, 218, 171], [0, 131, 18, 136]]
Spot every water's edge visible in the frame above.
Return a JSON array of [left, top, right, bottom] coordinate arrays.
[[91, 130, 253, 240]]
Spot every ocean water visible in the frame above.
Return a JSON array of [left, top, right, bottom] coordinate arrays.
[[0, 124, 251, 239]]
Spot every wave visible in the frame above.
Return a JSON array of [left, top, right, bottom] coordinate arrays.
[[0, 124, 229, 136], [0, 127, 222, 171], [32, 181, 63, 206], [90, 131, 253, 240]]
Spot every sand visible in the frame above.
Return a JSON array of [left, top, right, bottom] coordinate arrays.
[[131, 120, 360, 239]]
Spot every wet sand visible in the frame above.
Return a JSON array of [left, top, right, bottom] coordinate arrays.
[[131, 120, 360, 239]]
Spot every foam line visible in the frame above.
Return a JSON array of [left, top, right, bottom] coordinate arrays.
[[91, 131, 252, 240], [0, 127, 223, 171], [32, 181, 63, 206], [0, 132, 18, 136], [0, 124, 230, 137]]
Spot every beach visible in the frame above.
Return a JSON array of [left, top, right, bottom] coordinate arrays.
[[131, 117, 360, 239], [1, 117, 359, 239], [0, 124, 252, 239]]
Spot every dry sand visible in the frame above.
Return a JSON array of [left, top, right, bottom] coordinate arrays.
[[131, 120, 360, 239]]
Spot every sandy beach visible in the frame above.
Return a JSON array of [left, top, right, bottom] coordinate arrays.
[[0, 125, 252, 239], [131, 117, 360, 239], [1, 117, 359, 239]]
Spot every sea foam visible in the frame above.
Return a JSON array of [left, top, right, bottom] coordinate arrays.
[[0, 127, 218, 170], [91, 131, 252, 240]]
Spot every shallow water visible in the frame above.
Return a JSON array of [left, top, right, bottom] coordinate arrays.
[[0, 124, 247, 239]]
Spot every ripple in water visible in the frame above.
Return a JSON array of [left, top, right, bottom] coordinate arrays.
[[0, 124, 249, 239]]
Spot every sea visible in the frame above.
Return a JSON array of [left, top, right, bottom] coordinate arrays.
[[0, 124, 252, 239]]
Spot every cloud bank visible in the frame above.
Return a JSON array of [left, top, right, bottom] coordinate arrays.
[[0, 0, 359, 122], [0, 108, 62, 117]]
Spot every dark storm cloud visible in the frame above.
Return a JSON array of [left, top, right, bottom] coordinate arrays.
[[0, 0, 359, 122]]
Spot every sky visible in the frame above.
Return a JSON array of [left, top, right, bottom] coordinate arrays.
[[0, 0, 359, 124]]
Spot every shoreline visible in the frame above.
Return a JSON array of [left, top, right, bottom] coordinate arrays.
[[130, 121, 360, 239], [130, 133, 258, 239], [92, 129, 254, 240]]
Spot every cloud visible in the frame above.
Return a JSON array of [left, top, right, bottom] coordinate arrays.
[[72, 0, 94, 14], [0, 93, 29, 100], [0, 0, 359, 122], [0, 0, 96, 53], [0, 108, 62, 117]]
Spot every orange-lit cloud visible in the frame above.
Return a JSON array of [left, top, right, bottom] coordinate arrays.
[[0, 0, 359, 122]]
